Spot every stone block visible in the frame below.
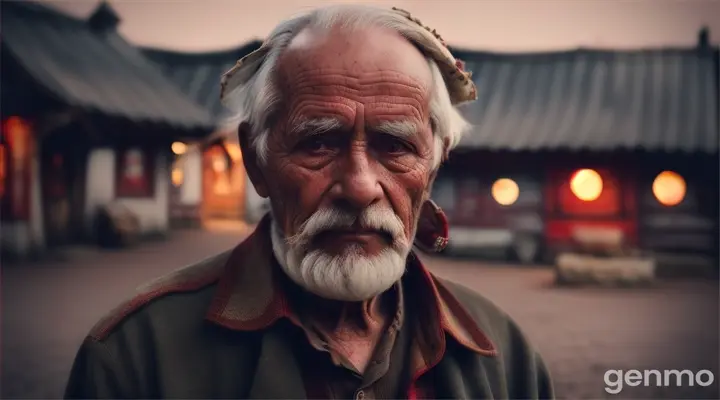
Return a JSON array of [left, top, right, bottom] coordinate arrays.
[[555, 252, 656, 286]]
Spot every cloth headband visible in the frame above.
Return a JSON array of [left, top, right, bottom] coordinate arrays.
[[219, 6, 477, 107]]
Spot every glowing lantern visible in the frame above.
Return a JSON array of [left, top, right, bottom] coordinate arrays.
[[171, 141, 187, 155], [212, 154, 227, 172], [491, 178, 520, 206], [570, 169, 603, 201], [224, 143, 243, 162], [652, 171, 686, 206], [171, 167, 184, 187]]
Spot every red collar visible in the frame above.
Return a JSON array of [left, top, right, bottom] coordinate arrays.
[[205, 214, 498, 375]]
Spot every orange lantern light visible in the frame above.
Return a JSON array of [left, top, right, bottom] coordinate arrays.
[[570, 168, 603, 201], [652, 170, 686, 206], [491, 178, 520, 206], [171, 167, 184, 187], [171, 141, 187, 155]]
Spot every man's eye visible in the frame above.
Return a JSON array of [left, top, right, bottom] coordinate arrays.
[[297, 135, 336, 153], [376, 135, 413, 154], [304, 137, 326, 151]]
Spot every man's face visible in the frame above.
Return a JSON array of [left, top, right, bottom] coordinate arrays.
[[249, 25, 436, 300]]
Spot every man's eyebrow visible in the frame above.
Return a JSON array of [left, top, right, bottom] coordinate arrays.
[[289, 117, 343, 136], [372, 120, 419, 139]]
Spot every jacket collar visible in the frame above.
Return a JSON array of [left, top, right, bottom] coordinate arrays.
[[205, 214, 498, 362]]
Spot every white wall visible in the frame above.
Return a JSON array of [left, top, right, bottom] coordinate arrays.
[[119, 152, 169, 233], [84, 148, 170, 234], [84, 149, 114, 233], [179, 147, 202, 205]]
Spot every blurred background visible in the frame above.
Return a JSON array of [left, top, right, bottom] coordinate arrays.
[[1, 0, 719, 399]]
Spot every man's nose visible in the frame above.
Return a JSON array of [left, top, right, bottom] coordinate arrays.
[[330, 149, 383, 210]]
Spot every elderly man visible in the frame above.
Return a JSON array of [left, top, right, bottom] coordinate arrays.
[[65, 5, 553, 399]]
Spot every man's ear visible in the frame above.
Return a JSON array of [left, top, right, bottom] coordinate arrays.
[[238, 122, 269, 198]]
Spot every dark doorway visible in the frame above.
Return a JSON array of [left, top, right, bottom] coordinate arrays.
[[40, 127, 88, 246]]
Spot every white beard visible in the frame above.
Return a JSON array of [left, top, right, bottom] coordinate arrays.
[[270, 204, 412, 302]]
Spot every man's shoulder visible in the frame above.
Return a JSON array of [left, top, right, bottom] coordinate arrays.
[[435, 276, 532, 349], [437, 277, 509, 322], [87, 250, 234, 342], [434, 277, 554, 397]]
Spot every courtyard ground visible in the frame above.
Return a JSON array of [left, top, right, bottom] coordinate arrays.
[[2, 226, 718, 399]]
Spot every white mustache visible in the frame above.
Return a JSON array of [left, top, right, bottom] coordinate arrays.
[[286, 203, 408, 251]]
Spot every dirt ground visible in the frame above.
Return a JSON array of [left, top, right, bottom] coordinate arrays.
[[2, 227, 718, 399]]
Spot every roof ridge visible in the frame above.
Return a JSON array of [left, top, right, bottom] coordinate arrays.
[[88, 250, 232, 342], [452, 45, 719, 61], [3, 0, 87, 25], [140, 39, 264, 60], [2, 1, 216, 132]]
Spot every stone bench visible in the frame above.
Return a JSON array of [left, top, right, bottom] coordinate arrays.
[[555, 252, 656, 286]]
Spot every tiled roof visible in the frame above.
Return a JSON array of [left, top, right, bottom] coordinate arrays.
[[139, 20, 719, 153], [142, 41, 263, 122], [454, 45, 719, 153], [1, 1, 215, 132]]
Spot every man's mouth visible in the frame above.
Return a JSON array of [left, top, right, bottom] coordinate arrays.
[[313, 228, 394, 246]]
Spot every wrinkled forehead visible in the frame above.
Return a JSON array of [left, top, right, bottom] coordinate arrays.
[[276, 25, 433, 93]]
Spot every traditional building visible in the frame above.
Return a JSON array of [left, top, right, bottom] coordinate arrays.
[[142, 41, 265, 225], [142, 27, 718, 275], [434, 29, 719, 274], [1, 2, 215, 260]]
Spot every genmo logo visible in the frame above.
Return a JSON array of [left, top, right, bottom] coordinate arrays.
[[604, 369, 715, 395]]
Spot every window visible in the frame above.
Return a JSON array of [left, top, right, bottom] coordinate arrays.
[[491, 178, 519, 206], [116, 148, 155, 198], [652, 170, 686, 206]]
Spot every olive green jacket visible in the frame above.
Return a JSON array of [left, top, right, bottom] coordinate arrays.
[[65, 215, 554, 399]]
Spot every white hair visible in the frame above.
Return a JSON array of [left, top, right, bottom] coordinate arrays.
[[223, 4, 471, 169], [270, 203, 411, 301]]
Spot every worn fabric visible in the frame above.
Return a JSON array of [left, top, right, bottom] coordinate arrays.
[[65, 214, 554, 399], [286, 274, 409, 400], [219, 7, 477, 108], [298, 283, 412, 399]]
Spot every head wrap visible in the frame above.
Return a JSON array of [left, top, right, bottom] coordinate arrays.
[[219, 6, 476, 107]]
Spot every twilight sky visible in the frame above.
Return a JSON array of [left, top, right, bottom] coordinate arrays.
[[43, 0, 720, 52]]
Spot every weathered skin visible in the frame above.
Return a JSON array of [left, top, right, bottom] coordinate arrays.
[[240, 25, 438, 373]]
